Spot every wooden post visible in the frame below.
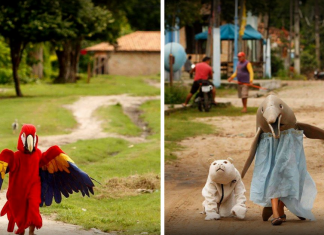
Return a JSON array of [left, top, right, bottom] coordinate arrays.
[[87, 62, 91, 83], [169, 54, 175, 87]]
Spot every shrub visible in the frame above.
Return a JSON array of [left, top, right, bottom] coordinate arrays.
[[165, 84, 188, 104], [271, 53, 284, 76], [301, 50, 317, 74]]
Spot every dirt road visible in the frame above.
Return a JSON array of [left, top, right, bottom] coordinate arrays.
[[165, 82, 324, 235], [0, 94, 159, 235]]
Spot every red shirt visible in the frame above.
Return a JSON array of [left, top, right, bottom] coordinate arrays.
[[193, 62, 212, 81]]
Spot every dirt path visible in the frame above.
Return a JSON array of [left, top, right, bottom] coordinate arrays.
[[165, 82, 324, 235], [0, 94, 159, 234], [38, 95, 159, 151]]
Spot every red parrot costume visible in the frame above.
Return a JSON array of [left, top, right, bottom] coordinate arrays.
[[0, 124, 95, 234]]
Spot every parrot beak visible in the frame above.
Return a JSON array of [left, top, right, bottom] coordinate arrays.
[[26, 135, 34, 153]]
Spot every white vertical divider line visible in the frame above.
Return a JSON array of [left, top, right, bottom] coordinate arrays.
[[160, 0, 165, 234]]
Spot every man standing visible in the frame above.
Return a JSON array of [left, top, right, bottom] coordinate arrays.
[[182, 56, 216, 107], [228, 52, 254, 113], [184, 55, 193, 79]]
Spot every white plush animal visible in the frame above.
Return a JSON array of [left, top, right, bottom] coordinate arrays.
[[202, 157, 247, 220]]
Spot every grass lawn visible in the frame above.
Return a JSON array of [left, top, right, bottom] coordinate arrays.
[[0, 75, 161, 234], [95, 104, 142, 137], [165, 106, 258, 161], [0, 74, 160, 98]]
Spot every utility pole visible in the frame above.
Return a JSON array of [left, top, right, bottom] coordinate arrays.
[[315, 0, 320, 68], [294, 0, 300, 74], [212, 0, 221, 87]]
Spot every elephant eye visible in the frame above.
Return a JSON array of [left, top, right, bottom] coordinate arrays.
[[261, 107, 264, 113], [213, 163, 216, 165], [279, 104, 283, 109], [224, 161, 227, 164]]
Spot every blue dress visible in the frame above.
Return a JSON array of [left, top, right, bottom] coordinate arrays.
[[250, 128, 317, 220]]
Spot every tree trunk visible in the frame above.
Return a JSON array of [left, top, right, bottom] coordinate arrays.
[[68, 39, 81, 83], [315, 0, 320, 68], [9, 39, 24, 97], [288, 0, 293, 69], [31, 44, 43, 79], [55, 39, 82, 83], [55, 41, 72, 83], [294, 0, 300, 74]]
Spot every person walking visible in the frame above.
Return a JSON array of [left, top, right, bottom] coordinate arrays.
[[182, 56, 216, 107], [227, 52, 254, 113]]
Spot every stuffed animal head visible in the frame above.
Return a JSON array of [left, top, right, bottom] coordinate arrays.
[[208, 158, 237, 184], [17, 124, 38, 154]]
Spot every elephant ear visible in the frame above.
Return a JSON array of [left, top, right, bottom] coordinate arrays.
[[241, 127, 262, 179], [296, 122, 324, 140]]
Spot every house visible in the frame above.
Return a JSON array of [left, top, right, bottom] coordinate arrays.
[[84, 31, 160, 76]]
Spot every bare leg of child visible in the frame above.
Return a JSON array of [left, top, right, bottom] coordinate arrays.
[[271, 198, 280, 218], [278, 200, 286, 221], [270, 198, 283, 225], [19, 231, 25, 235], [29, 226, 35, 235]]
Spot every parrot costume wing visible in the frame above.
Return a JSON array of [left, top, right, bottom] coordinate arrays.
[[39, 145, 94, 207], [0, 149, 14, 190]]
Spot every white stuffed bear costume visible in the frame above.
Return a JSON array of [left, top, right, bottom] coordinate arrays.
[[202, 158, 247, 220]]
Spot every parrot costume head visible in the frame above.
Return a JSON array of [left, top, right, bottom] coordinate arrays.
[[18, 124, 38, 154]]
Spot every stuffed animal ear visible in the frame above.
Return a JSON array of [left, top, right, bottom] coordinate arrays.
[[207, 157, 215, 165], [227, 157, 234, 164]]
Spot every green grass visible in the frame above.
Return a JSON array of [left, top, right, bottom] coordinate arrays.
[[38, 100, 161, 234], [0, 75, 160, 98], [140, 100, 160, 140], [165, 106, 258, 161], [95, 104, 142, 137], [41, 192, 160, 234], [39, 135, 160, 234]]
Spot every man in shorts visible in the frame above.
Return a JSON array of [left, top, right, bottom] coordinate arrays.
[[228, 52, 254, 113], [182, 56, 216, 106]]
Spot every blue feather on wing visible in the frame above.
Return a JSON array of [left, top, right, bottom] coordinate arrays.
[[39, 161, 95, 207]]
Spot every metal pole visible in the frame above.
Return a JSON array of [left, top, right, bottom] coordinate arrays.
[[233, 0, 238, 78], [212, 0, 221, 87]]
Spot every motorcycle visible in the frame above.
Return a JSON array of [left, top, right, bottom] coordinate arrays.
[[194, 79, 213, 112]]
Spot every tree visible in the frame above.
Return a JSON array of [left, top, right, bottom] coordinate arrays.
[[0, 0, 70, 96], [53, 0, 114, 83]]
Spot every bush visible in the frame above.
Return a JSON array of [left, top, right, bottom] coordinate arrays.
[[301, 51, 317, 74], [271, 53, 284, 76], [165, 84, 188, 104]]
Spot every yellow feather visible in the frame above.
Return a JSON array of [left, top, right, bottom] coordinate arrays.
[[0, 161, 8, 179]]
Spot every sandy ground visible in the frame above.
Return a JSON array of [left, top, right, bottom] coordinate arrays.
[[165, 81, 324, 235], [0, 94, 159, 234]]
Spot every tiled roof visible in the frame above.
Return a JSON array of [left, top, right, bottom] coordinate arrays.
[[85, 31, 160, 52]]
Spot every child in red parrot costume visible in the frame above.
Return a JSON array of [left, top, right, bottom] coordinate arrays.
[[0, 124, 95, 235]]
